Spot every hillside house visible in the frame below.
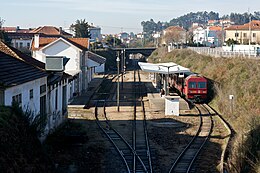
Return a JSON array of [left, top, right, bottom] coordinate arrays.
[[225, 20, 260, 44], [161, 26, 186, 46]]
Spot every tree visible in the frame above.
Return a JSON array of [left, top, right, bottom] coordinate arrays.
[[105, 35, 124, 48], [0, 17, 11, 45], [163, 29, 185, 46], [70, 19, 91, 38]]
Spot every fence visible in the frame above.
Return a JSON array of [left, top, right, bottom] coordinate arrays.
[[188, 47, 260, 58]]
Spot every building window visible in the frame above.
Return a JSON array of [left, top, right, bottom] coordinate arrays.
[[29, 89, 33, 99], [253, 33, 256, 37], [15, 42, 18, 48], [235, 33, 239, 37], [40, 84, 46, 94], [243, 33, 247, 37], [19, 42, 23, 48], [12, 93, 22, 106], [27, 43, 30, 49]]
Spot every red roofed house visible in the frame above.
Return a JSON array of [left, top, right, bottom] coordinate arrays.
[[1, 26, 72, 52], [225, 20, 260, 44], [31, 35, 106, 101], [162, 26, 186, 51]]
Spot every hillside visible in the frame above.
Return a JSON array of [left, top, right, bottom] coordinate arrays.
[[148, 48, 260, 173]]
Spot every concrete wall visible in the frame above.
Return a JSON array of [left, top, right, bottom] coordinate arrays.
[[4, 77, 47, 115], [222, 45, 260, 53]]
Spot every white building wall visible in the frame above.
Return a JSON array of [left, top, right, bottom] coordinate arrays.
[[4, 77, 47, 115], [193, 28, 207, 44], [42, 41, 82, 71], [12, 39, 31, 49], [46, 78, 69, 132]]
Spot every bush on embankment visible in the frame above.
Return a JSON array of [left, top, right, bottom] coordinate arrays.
[[0, 105, 53, 172], [148, 48, 260, 173]]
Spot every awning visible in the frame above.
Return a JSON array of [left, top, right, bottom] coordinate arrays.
[[138, 62, 190, 74]]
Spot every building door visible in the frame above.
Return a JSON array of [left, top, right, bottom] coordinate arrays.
[[40, 95, 46, 128]]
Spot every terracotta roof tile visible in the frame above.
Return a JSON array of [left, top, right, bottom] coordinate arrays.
[[209, 26, 222, 31], [31, 37, 89, 51], [165, 26, 186, 32], [30, 26, 72, 37], [225, 20, 260, 30]]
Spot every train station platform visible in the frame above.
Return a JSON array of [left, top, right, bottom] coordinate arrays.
[[68, 75, 104, 107], [147, 93, 191, 114]]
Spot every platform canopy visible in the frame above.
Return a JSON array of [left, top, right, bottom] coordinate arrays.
[[138, 62, 190, 74]]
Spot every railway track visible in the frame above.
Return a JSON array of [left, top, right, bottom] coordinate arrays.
[[169, 103, 213, 173], [133, 69, 153, 173], [95, 68, 152, 173]]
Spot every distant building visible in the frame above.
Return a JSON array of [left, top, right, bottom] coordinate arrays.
[[225, 20, 260, 44], [2, 26, 72, 51], [193, 26, 207, 45], [161, 26, 186, 46], [207, 26, 223, 46], [89, 24, 102, 42], [118, 32, 129, 42], [207, 20, 219, 26]]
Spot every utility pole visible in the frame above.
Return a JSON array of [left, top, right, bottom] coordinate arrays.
[[249, 9, 252, 58], [121, 49, 124, 89], [116, 53, 120, 112]]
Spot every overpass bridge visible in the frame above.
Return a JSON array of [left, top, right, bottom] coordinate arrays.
[[111, 47, 156, 57]]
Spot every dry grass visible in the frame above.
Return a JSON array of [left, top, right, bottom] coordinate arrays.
[[148, 48, 260, 173]]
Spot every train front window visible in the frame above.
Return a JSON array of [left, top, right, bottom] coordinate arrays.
[[188, 82, 197, 88], [198, 82, 206, 88]]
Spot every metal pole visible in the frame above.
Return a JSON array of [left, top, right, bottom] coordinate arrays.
[[167, 67, 170, 95], [117, 55, 120, 112], [121, 50, 124, 89], [249, 12, 251, 58]]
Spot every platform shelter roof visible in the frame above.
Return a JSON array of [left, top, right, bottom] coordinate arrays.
[[138, 62, 190, 74]]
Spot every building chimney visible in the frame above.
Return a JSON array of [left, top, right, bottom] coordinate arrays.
[[34, 34, 39, 49], [59, 27, 62, 35]]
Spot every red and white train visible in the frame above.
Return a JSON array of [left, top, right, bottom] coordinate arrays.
[[170, 72, 208, 102]]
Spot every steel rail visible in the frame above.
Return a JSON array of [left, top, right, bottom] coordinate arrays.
[[186, 104, 213, 172], [168, 103, 213, 173], [95, 100, 131, 173], [138, 69, 153, 173], [95, 70, 148, 173]]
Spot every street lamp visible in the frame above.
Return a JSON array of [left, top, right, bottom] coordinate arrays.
[[116, 55, 120, 112]]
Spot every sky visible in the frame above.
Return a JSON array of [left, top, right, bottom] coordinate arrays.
[[1, 0, 260, 34]]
